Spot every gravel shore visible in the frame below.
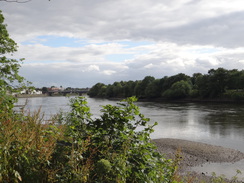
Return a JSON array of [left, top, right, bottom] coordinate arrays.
[[153, 138, 244, 181]]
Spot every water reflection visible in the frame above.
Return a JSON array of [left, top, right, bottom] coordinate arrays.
[[135, 101, 244, 152], [16, 97, 244, 152]]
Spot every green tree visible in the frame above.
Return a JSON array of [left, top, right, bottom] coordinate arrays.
[[162, 80, 191, 99], [0, 10, 25, 112], [123, 80, 136, 97], [190, 73, 203, 97], [112, 81, 123, 97], [227, 69, 243, 90], [135, 76, 155, 98], [162, 73, 190, 93], [240, 71, 244, 89], [105, 84, 114, 98], [145, 79, 161, 98], [133, 80, 142, 97], [195, 74, 210, 98], [207, 68, 228, 97], [88, 82, 105, 97], [42, 87, 48, 94]]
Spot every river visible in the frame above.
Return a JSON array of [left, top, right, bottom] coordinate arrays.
[[16, 96, 244, 153]]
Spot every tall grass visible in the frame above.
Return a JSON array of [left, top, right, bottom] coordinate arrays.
[[0, 108, 65, 183]]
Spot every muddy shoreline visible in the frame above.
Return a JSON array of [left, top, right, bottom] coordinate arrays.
[[153, 138, 244, 182]]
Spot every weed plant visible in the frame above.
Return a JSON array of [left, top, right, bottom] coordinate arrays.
[[0, 106, 65, 182]]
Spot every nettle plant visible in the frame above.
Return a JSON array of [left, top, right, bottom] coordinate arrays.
[[63, 96, 176, 183]]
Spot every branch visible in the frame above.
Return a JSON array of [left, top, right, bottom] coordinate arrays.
[[0, 0, 32, 3]]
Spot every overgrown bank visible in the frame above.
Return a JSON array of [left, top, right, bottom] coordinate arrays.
[[0, 97, 178, 182]]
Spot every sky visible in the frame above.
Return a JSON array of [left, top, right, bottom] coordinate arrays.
[[1, 0, 244, 88]]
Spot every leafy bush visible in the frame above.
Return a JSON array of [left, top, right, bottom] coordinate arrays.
[[224, 90, 244, 100], [61, 96, 177, 182]]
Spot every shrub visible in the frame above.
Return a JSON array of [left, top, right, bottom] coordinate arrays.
[[224, 90, 244, 100], [61, 96, 177, 182]]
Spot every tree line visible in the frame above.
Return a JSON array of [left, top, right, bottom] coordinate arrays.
[[88, 68, 244, 100]]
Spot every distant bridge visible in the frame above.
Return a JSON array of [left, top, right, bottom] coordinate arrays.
[[47, 89, 89, 96]]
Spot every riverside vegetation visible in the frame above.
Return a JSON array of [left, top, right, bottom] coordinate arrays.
[[0, 96, 177, 182], [88, 68, 244, 101], [1, 96, 243, 183]]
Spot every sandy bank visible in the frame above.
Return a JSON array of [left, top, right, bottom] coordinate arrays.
[[153, 138, 244, 167]]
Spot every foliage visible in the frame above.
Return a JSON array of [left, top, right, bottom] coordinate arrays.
[[224, 90, 244, 100], [0, 10, 26, 113], [1, 96, 243, 182], [60, 96, 177, 183], [88, 68, 244, 101], [162, 80, 192, 99]]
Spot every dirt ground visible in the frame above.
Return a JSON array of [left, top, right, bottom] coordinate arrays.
[[153, 138, 244, 182]]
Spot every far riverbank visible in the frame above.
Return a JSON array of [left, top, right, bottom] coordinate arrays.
[[16, 94, 244, 104], [16, 93, 83, 98]]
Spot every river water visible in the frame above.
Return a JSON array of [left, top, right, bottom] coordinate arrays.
[[16, 96, 244, 153]]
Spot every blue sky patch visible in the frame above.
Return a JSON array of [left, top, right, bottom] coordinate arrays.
[[22, 35, 154, 49], [22, 35, 89, 48]]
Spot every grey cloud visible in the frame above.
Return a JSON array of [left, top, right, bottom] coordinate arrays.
[[2, 0, 244, 48], [150, 11, 244, 47], [2, 0, 244, 87]]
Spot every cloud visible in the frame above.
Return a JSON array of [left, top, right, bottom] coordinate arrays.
[[16, 41, 244, 87], [86, 65, 100, 72], [2, 0, 244, 44], [144, 63, 154, 69], [102, 70, 116, 75], [1, 0, 244, 87]]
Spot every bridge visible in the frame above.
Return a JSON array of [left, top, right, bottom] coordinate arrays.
[[47, 89, 89, 96]]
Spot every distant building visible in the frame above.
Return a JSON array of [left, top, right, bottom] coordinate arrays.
[[47, 86, 64, 94], [12, 88, 43, 96]]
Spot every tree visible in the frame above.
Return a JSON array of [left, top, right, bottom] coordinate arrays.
[[145, 79, 161, 98], [135, 76, 155, 98], [42, 87, 48, 94], [195, 74, 210, 98], [207, 68, 228, 97], [162, 73, 190, 93], [112, 81, 123, 97], [88, 82, 105, 97], [162, 80, 191, 99], [0, 10, 25, 112], [227, 69, 242, 90], [123, 80, 136, 97]]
